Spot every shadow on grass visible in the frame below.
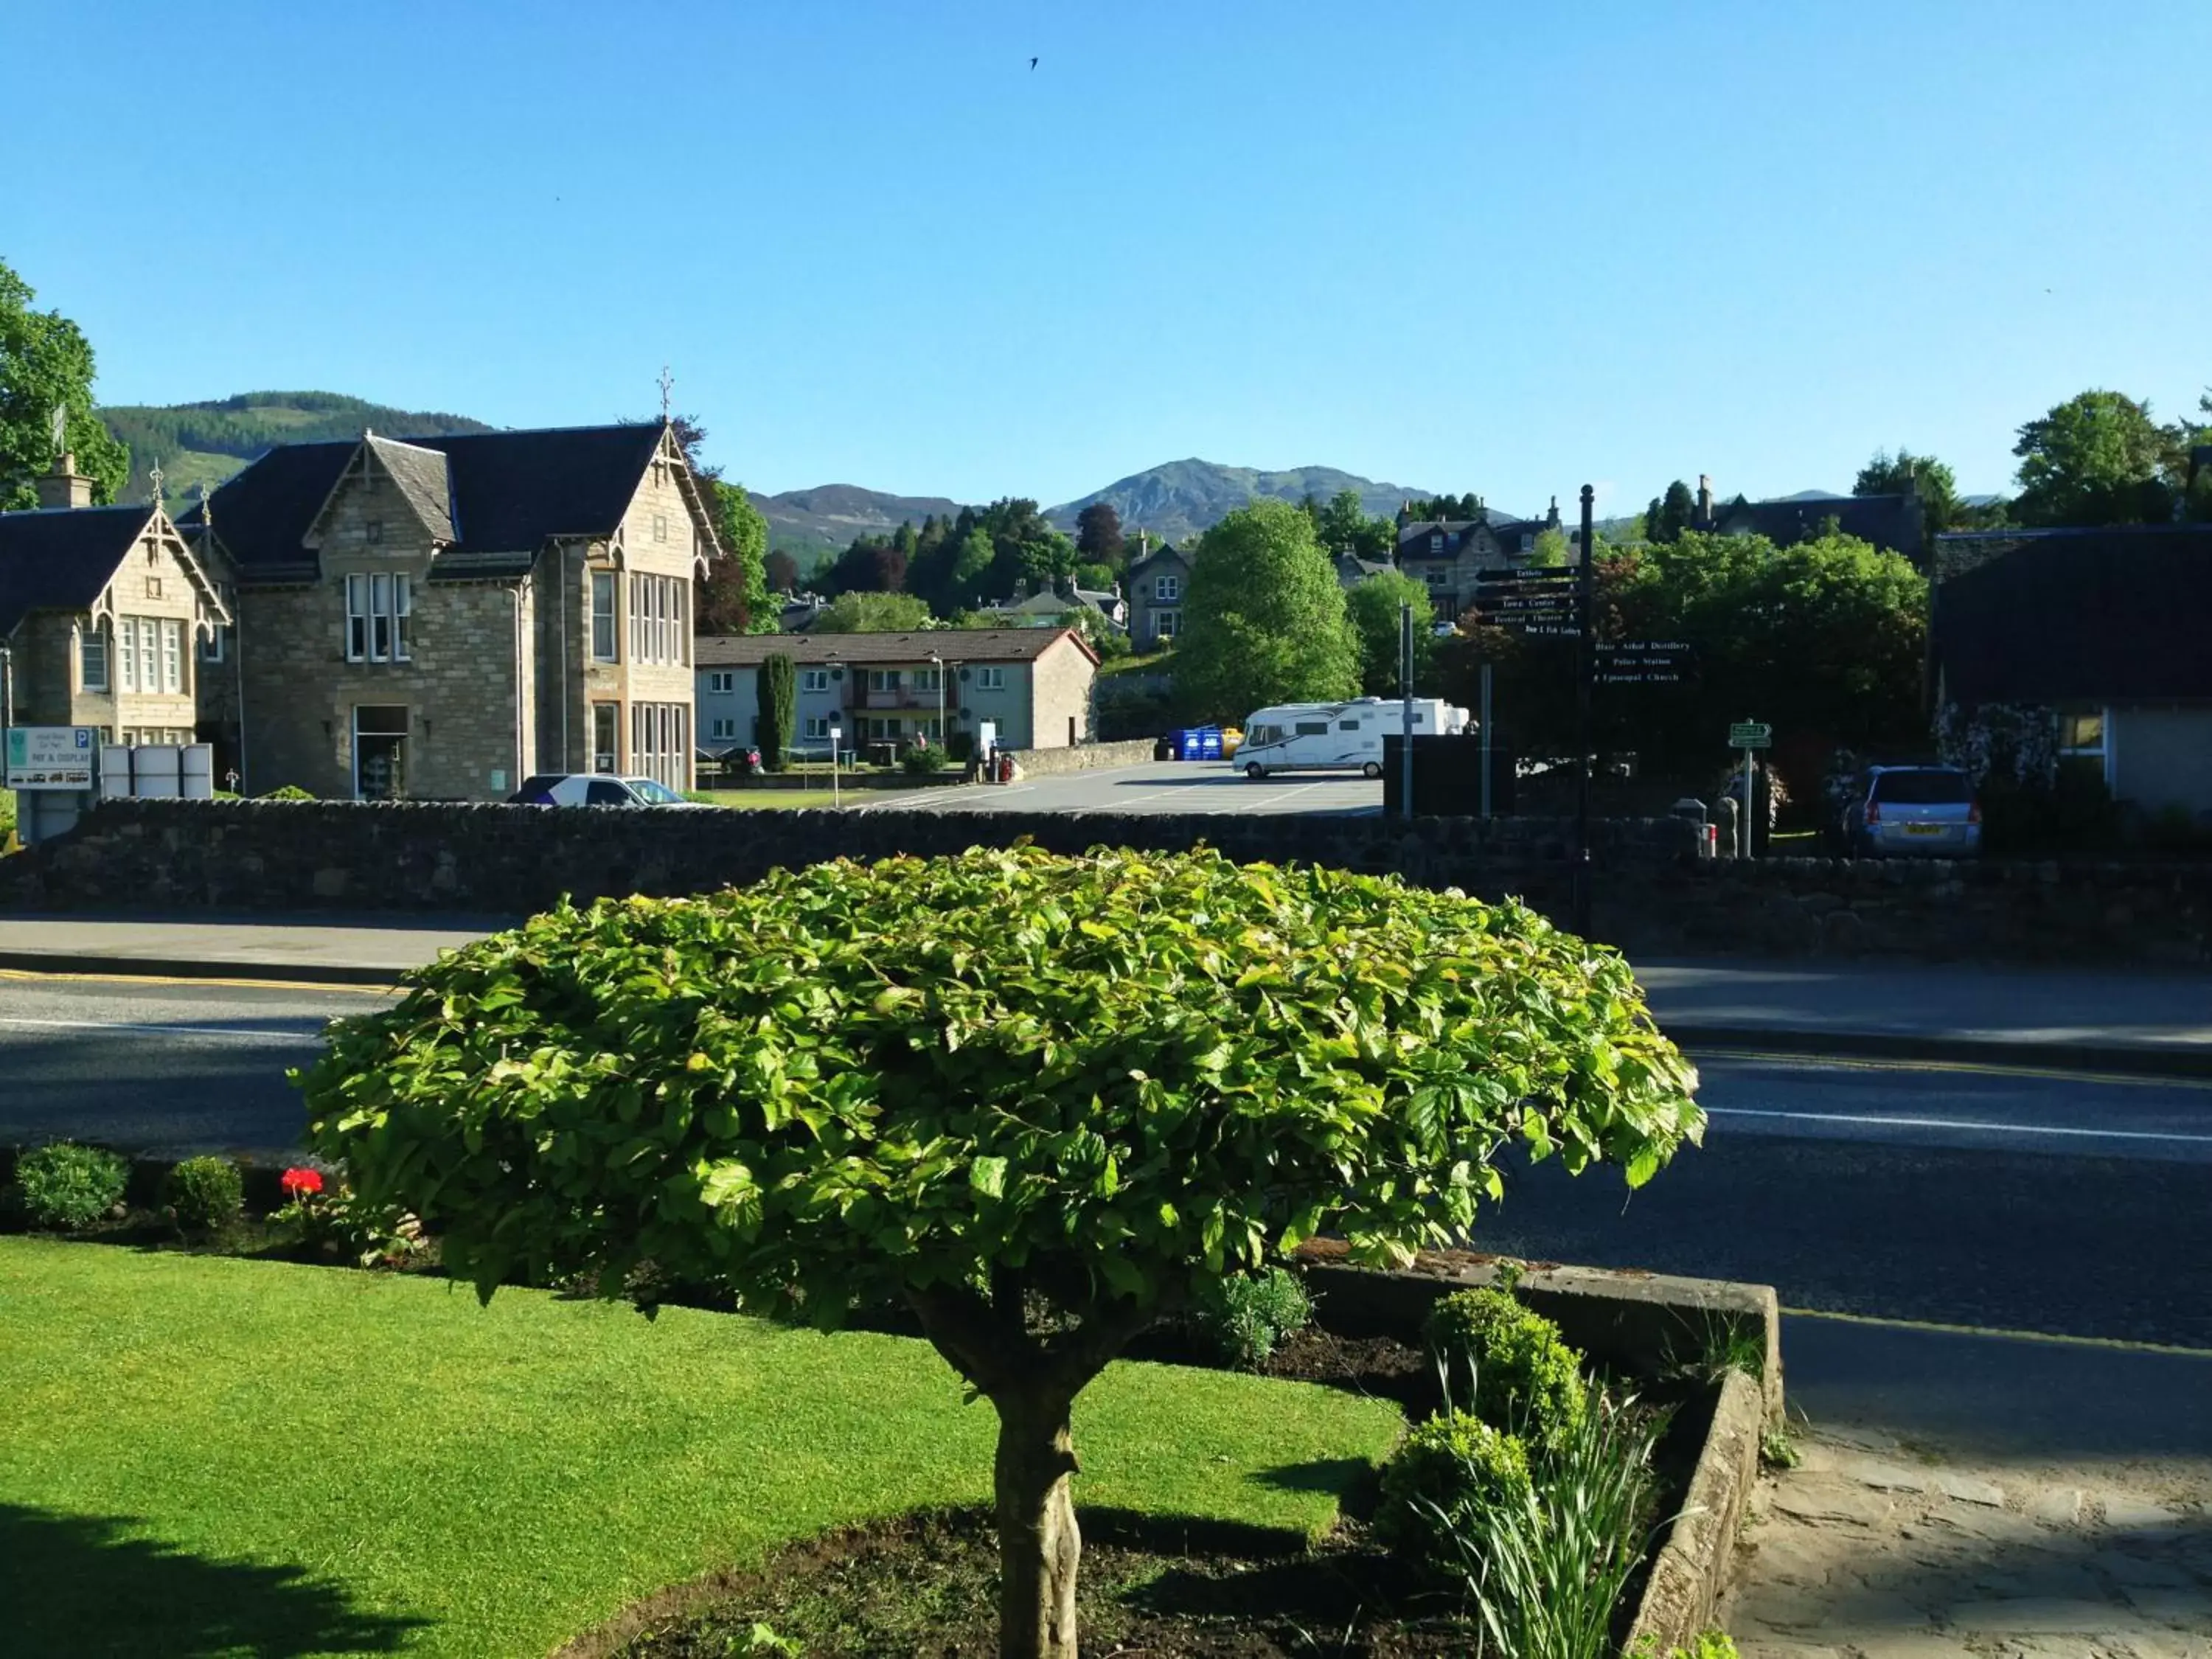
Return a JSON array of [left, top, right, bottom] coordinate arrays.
[[0, 1503, 426, 1658]]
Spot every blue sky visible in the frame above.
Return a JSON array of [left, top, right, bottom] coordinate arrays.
[[6, 1, 2205, 514]]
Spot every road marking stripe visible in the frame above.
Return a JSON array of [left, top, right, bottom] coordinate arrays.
[[1782, 1305, 2212, 1359], [0, 967, 398, 995], [0, 1015, 322, 1043], [1707, 1104, 2212, 1145], [1692, 1046, 2212, 1091]]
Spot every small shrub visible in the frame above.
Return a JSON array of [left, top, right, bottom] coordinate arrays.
[[165, 1155, 244, 1237], [257, 783, 316, 801], [1376, 1410, 1531, 1557], [11, 1143, 129, 1229], [1426, 1287, 1587, 1452], [900, 742, 947, 776], [1192, 1267, 1312, 1368]]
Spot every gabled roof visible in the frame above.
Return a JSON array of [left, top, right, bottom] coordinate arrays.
[[1123, 542, 1189, 579], [1933, 527, 2212, 703], [366, 434, 457, 542], [695, 627, 1098, 669], [185, 422, 684, 580], [1716, 493, 1922, 557], [0, 504, 161, 636]]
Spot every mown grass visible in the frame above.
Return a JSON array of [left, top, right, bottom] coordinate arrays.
[[0, 1239, 1402, 1658]]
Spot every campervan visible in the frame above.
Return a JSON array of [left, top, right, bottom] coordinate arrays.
[[1237, 697, 1470, 779]]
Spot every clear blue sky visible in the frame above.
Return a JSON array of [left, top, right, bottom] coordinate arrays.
[[7, 0, 2205, 515]]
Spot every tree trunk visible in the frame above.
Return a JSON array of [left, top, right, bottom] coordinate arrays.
[[993, 1387, 1081, 1659]]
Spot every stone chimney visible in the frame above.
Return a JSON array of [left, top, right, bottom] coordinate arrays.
[[35, 452, 95, 511], [1012, 577, 1029, 602], [1695, 475, 1714, 526], [1545, 495, 1562, 529], [1397, 499, 1415, 530], [1135, 529, 1150, 561]]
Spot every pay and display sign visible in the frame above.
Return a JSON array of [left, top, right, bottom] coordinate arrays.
[[4, 726, 97, 789]]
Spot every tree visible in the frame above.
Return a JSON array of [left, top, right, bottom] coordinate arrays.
[[825, 535, 910, 597], [1056, 605, 1129, 661], [1645, 480, 1696, 544], [302, 845, 1702, 1659], [1074, 501, 1124, 569], [1529, 526, 1570, 568], [697, 480, 771, 634], [2011, 390, 2180, 527], [1174, 500, 1360, 723], [1314, 488, 1396, 563], [1342, 571, 1436, 697], [766, 549, 801, 594], [1409, 492, 1485, 522], [813, 591, 933, 633], [0, 257, 130, 510], [1854, 447, 1962, 543], [757, 653, 797, 769]]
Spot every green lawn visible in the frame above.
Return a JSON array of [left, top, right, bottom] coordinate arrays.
[[0, 1239, 1400, 1658], [691, 789, 852, 810]]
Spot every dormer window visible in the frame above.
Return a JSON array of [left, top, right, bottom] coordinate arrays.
[[1429, 532, 1443, 553]]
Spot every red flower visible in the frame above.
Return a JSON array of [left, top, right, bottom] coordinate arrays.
[[280, 1167, 324, 1197]]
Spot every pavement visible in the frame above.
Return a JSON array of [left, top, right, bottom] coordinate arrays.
[[858, 758, 1385, 816]]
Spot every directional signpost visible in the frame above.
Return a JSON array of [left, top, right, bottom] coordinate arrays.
[[1727, 720, 1771, 858], [1596, 640, 1693, 686]]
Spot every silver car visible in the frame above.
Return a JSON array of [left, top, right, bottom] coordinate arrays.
[[1841, 765, 1981, 858]]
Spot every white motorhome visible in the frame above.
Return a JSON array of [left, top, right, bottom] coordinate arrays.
[[1237, 697, 1470, 779]]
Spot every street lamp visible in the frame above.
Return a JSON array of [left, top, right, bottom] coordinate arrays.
[[827, 720, 842, 809], [928, 652, 945, 753]]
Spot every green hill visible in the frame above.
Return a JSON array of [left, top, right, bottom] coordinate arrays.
[[1047, 459, 1438, 546], [98, 392, 495, 506]]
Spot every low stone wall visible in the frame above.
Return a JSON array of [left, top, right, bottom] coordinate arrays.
[[1007, 737, 1161, 777], [1, 799, 2203, 961], [0, 799, 1691, 917]]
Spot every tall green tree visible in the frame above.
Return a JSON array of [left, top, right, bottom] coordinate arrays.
[[756, 653, 797, 770], [1645, 480, 1697, 543], [1314, 487, 1396, 561], [813, 591, 934, 633], [1343, 570, 1436, 696], [1529, 526, 1570, 568], [0, 257, 129, 509], [697, 480, 771, 633], [1074, 501, 1124, 568], [2011, 389, 2180, 526], [1174, 499, 1359, 722], [1855, 447, 1964, 542]]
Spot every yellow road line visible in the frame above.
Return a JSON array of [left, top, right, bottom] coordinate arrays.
[[1783, 1304, 2212, 1359], [0, 967, 397, 995], [1703, 1046, 2212, 1091]]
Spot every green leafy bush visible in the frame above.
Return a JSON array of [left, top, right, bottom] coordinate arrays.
[[1426, 1287, 1587, 1452], [1434, 1388, 1663, 1659], [11, 1143, 128, 1229], [1192, 1267, 1312, 1368], [1377, 1410, 1531, 1557], [900, 742, 947, 776], [257, 784, 314, 801], [164, 1156, 243, 1237], [303, 844, 1701, 1659]]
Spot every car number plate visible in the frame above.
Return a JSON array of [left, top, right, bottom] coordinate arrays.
[[1905, 824, 1946, 835]]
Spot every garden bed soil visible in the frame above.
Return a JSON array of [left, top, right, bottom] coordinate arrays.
[[574, 1508, 1477, 1659]]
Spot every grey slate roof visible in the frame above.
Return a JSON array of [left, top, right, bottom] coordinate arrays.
[[1932, 527, 2212, 704], [0, 504, 162, 636], [1717, 493, 1924, 559], [365, 434, 456, 542], [183, 422, 679, 582], [695, 627, 1097, 668]]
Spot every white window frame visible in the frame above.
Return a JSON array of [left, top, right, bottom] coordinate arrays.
[[706, 670, 735, 694], [709, 716, 737, 741], [1155, 611, 1180, 639], [117, 619, 137, 693], [591, 570, 617, 661], [80, 625, 109, 692], [346, 575, 369, 661], [803, 714, 832, 740], [975, 665, 1007, 690], [160, 619, 182, 693], [394, 574, 411, 661], [136, 616, 159, 693], [869, 668, 901, 692], [1155, 575, 1180, 601], [801, 668, 831, 692]]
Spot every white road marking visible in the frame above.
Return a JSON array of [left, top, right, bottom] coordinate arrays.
[[0, 1015, 319, 1044], [1707, 1105, 2212, 1147]]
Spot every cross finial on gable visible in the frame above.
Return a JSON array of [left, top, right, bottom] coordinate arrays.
[[147, 459, 164, 504], [658, 365, 674, 422]]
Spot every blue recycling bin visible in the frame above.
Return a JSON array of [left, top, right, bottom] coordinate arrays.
[[1172, 726, 1223, 761]]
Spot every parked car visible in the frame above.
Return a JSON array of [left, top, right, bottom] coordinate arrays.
[[507, 773, 703, 807], [1839, 765, 1980, 857]]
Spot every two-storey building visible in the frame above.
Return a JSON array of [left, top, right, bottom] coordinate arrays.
[[1123, 538, 1192, 650], [185, 422, 720, 799], [695, 627, 1099, 759], [0, 454, 229, 747]]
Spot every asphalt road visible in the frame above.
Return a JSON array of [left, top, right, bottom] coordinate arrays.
[[5, 974, 2210, 1349], [860, 760, 1383, 816]]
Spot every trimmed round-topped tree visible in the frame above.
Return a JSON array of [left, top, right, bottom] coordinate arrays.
[[301, 846, 1701, 1659]]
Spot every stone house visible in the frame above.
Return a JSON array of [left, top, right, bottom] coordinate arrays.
[[184, 422, 721, 800], [1123, 538, 1192, 650], [1694, 474, 1926, 564], [695, 627, 1099, 759], [1394, 499, 1563, 620], [0, 453, 229, 747], [1931, 526, 2212, 820]]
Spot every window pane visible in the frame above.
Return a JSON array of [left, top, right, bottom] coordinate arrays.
[[118, 622, 136, 692], [81, 628, 107, 691], [139, 619, 159, 691], [394, 576, 411, 661], [162, 620, 181, 692]]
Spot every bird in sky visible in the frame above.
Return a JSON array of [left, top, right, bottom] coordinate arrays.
[[1029, 56, 1038, 70]]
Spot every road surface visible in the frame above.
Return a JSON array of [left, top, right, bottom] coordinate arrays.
[[4, 972, 2209, 1352], [858, 759, 1382, 816]]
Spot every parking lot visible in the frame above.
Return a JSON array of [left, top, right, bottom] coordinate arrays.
[[860, 759, 1383, 816]]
